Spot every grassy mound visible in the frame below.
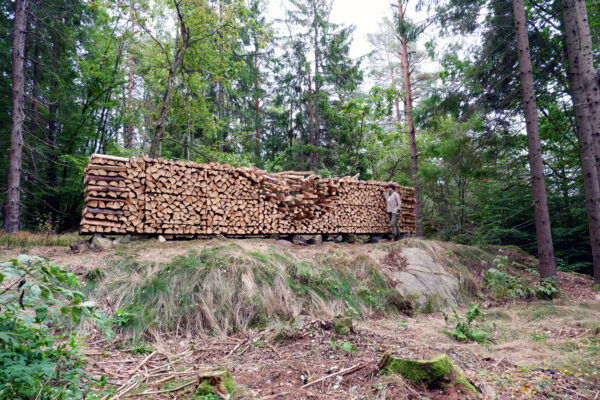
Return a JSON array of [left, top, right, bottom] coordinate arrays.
[[89, 244, 408, 337]]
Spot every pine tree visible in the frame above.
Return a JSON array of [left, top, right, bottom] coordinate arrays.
[[512, 0, 557, 279]]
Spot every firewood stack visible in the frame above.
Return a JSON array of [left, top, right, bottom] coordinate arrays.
[[80, 154, 416, 236]]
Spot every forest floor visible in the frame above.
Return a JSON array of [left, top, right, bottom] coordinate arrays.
[[2, 237, 599, 399]]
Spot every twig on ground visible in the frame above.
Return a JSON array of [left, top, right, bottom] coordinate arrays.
[[267, 343, 281, 358], [129, 351, 157, 376], [135, 379, 196, 395], [227, 340, 245, 356], [147, 350, 194, 373], [301, 362, 367, 389], [556, 385, 591, 399], [153, 375, 175, 386], [593, 390, 599, 400]]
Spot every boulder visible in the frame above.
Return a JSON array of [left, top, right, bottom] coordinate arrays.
[[113, 234, 131, 245], [378, 352, 478, 397], [291, 235, 308, 245], [343, 234, 357, 244], [157, 235, 167, 243], [308, 234, 323, 245], [90, 234, 113, 251], [389, 247, 461, 312]]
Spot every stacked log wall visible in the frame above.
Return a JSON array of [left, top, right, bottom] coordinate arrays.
[[80, 154, 416, 236]]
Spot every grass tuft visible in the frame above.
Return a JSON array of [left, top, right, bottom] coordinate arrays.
[[92, 245, 404, 338], [0, 231, 83, 249]]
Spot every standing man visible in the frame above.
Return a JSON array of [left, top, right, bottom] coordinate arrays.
[[382, 184, 402, 241]]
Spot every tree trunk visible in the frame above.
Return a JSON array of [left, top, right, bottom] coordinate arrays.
[[573, 0, 600, 173], [149, 36, 187, 158], [308, 69, 316, 171], [397, 0, 423, 237], [562, 0, 600, 284], [512, 0, 557, 279], [126, 2, 135, 150], [311, 0, 320, 169], [4, 0, 29, 233], [253, 38, 261, 158], [386, 52, 402, 122]]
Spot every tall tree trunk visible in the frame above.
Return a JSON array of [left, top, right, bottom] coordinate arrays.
[[126, 1, 135, 149], [253, 38, 261, 159], [149, 21, 188, 158], [31, 35, 40, 129], [512, 0, 557, 279], [386, 52, 402, 122], [397, 0, 423, 237], [311, 0, 320, 168], [308, 69, 316, 171], [573, 0, 600, 173], [562, 0, 600, 284], [217, 81, 224, 152], [5, 0, 29, 233]]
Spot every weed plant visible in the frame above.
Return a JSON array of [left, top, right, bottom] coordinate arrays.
[[0, 255, 110, 399], [442, 303, 491, 344]]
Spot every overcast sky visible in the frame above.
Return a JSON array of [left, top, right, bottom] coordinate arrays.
[[266, 0, 433, 60]]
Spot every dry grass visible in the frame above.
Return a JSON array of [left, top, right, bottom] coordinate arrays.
[[0, 231, 83, 249], [90, 244, 403, 338]]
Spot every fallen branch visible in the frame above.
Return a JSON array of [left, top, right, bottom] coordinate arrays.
[[147, 350, 194, 373], [135, 379, 197, 396], [129, 351, 157, 376], [556, 385, 591, 399], [301, 362, 367, 389]]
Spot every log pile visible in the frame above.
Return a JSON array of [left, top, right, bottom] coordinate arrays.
[[80, 154, 416, 236]]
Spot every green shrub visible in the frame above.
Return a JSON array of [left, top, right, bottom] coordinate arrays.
[[0, 255, 110, 399], [442, 303, 490, 344], [534, 277, 560, 300], [484, 268, 534, 300], [324, 338, 358, 354]]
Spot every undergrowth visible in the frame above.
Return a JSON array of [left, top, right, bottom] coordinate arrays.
[[442, 303, 491, 344], [91, 245, 408, 337], [0, 255, 110, 399], [0, 231, 82, 249], [484, 250, 559, 300]]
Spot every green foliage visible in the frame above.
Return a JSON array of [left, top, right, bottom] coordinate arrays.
[[194, 394, 221, 400], [324, 338, 358, 354], [111, 309, 136, 328], [442, 303, 490, 344], [534, 277, 560, 300], [483, 252, 535, 300], [0, 255, 109, 399], [130, 343, 155, 355], [484, 268, 534, 300]]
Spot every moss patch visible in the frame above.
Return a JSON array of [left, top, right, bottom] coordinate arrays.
[[196, 369, 237, 397], [334, 317, 353, 335], [379, 352, 478, 396]]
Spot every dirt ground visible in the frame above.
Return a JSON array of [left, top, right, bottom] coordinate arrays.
[[82, 298, 600, 400], [3, 238, 600, 399]]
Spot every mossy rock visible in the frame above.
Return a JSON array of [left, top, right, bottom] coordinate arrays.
[[378, 351, 478, 397], [196, 368, 237, 397], [334, 317, 353, 335]]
